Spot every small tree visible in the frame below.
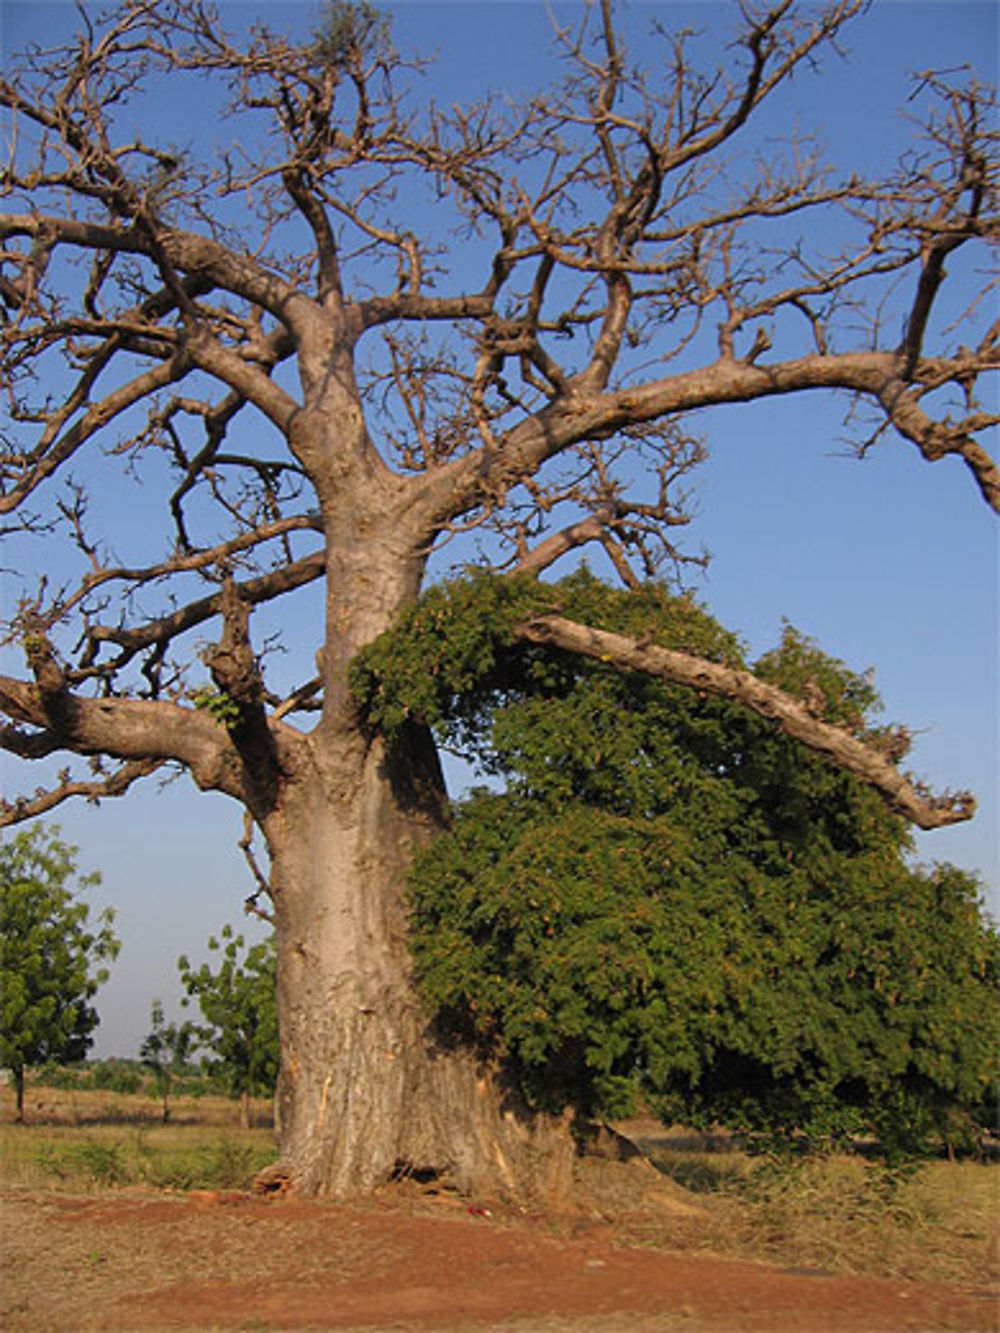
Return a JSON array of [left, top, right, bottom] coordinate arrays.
[[179, 926, 278, 1129], [139, 999, 199, 1124], [358, 572, 1000, 1158], [0, 824, 119, 1121]]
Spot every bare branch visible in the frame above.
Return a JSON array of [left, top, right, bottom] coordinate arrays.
[[0, 671, 243, 798], [0, 757, 166, 828], [514, 511, 612, 577], [45, 513, 321, 628], [2, 349, 189, 515], [0, 210, 316, 336], [78, 551, 325, 684], [424, 349, 1000, 534], [239, 810, 276, 924], [512, 615, 974, 830]]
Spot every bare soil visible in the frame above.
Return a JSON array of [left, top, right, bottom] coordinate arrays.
[[3, 1088, 996, 1332], [2, 1182, 996, 1333]]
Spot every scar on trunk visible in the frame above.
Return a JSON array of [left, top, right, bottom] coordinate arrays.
[[316, 1073, 332, 1129]]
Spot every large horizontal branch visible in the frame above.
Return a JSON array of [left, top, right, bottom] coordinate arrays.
[[511, 615, 975, 830], [0, 672, 309, 815], [0, 675, 244, 799], [422, 349, 1000, 529], [356, 288, 500, 333], [0, 210, 318, 336]]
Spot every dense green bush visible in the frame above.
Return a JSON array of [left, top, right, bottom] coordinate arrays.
[[356, 571, 999, 1158], [89, 1060, 144, 1095]]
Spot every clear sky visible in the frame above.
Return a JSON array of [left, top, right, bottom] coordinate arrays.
[[1, 0, 997, 1060]]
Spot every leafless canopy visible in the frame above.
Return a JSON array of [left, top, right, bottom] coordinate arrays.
[[1, 0, 996, 832]]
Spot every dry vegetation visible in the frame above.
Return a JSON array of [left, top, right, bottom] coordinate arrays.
[[623, 1125, 999, 1287], [2, 1079, 996, 1292]]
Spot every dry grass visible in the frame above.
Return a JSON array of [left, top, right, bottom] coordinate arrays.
[[3, 1080, 274, 1129], [2, 1084, 996, 1289], [619, 1125, 999, 1286]]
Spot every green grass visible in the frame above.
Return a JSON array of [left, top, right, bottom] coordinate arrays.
[[1, 1120, 276, 1192], [1, 1080, 277, 1193]]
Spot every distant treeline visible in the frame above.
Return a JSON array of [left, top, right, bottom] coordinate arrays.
[[31, 1058, 240, 1099]]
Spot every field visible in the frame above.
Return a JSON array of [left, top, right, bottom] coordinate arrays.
[[1, 1077, 997, 1332]]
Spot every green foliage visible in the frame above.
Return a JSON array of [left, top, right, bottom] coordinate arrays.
[[35, 1140, 129, 1188], [351, 567, 742, 757], [32, 1057, 187, 1096], [179, 926, 278, 1106], [0, 825, 119, 1113], [200, 1138, 263, 1189], [313, 1, 389, 68], [33, 1060, 85, 1090], [191, 687, 242, 730], [89, 1059, 143, 1095], [350, 569, 542, 740], [138, 1137, 272, 1191], [360, 572, 998, 1158]]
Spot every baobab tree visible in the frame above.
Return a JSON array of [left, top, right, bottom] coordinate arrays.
[[1, 0, 996, 1197]]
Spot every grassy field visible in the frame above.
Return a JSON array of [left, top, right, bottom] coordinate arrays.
[[627, 1127, 999, 1285], [2, 1078, 996, 1289], [1, 1080, 276, 1194]]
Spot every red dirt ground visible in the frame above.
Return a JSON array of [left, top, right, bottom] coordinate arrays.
[[2, 1185, 996, 1332]]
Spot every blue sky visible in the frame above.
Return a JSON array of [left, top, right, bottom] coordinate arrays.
[[1, 1, 997, 1059]]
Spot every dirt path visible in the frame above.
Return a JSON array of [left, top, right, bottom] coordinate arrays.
[[2, 1187, 996, 1333]]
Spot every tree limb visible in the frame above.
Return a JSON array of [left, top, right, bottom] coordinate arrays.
[[78, 551, 325, 682], [202, 577, 283, 807], [0, 673, 245, 799], [0, 757, 166, 827], [421, 349, 1000, 528], [511, 614, 975, 830]]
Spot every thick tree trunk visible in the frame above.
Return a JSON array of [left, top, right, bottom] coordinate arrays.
[[262, 723, 577, 1202], [238, 497, 581, 1202]]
